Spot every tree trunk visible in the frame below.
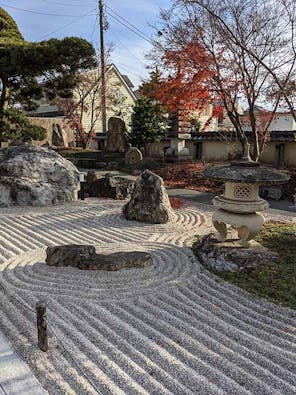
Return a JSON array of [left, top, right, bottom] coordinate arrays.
[[232, 122, 250, 161], [0, 76, 9, 148], [252, 131, 260, 162]]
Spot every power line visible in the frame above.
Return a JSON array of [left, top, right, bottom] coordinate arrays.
[[37, 0, 96, 6], [115, 63, 144, 81], [105, 8, 163, 51], [110, 30, 146, 65], [38, 9, 96, 40], [106, 5, 152, 42], [0, 4, 84, 17], [106, 9, 153, 45], [90, 15, 99, 44]]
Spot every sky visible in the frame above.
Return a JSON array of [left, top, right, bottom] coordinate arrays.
[[1, 0, 171, 88]]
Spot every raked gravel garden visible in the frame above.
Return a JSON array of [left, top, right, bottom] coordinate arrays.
[[0, 198, 295, 395]]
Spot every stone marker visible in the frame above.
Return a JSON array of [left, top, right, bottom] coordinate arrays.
[[106, 117, 129, 153], [52, 124, 68, 147], [0, 146, 79, 206], [46, 245, 153, 271], [125, 147, 143, 166], [88, 173, 135, 200], [85, 170, 98, 184], [123, 169, 175, 224]]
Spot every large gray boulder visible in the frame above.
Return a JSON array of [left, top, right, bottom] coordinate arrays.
[[123, 169, 175, 224], [0, 146, 80, 206]]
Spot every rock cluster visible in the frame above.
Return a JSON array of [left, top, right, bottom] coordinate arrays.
[[123, 169, 175, 224], [46, 245, 153, 271], [0, 146, 79, 206], [88, 173, 135, 200]]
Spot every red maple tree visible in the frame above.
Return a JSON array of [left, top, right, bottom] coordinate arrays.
[[154, 41, 223, 129]]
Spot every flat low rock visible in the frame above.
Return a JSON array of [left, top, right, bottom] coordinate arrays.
[[123, 169, 175, 224], [88, 174, 134, 200], [193, 234, 279, 272], [46, 245, 153, 271], [46, 245, 96, 267]]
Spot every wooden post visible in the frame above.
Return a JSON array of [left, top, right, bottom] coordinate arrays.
[[80, 181, 85, 200], [79, 173, 85, 200], [36, 301, 48, 352]]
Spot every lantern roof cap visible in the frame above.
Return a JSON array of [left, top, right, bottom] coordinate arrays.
[[203, 161, 290, 185]]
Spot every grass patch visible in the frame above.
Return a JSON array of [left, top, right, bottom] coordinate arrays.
[[214, 223, 296, 309]]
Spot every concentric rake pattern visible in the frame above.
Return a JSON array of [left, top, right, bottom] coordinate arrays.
[[0, 200, 295, 395]]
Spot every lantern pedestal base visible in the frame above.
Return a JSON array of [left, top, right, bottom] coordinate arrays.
[[212, 209, 265, 247]]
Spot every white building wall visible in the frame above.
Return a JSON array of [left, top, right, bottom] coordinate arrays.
[[269, 114, 296, 131], [243, 113, 296, 132]]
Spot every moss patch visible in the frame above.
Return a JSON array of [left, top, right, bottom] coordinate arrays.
[[199, 224, 296, 309]]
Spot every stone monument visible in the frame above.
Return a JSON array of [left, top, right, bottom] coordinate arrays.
[[123, 169, 175, 224], [106, 117, 129, 153], [52, 124, 68, 147], [125, 146, 143, 166]]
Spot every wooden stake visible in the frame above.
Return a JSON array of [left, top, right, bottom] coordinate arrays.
[[36, 301, 48, 352], [80, 181, 85, 200]]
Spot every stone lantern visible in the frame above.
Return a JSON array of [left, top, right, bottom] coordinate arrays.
[[203, 160, 289, 246]]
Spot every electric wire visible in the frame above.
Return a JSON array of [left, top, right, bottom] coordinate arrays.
[[90, 15, 99, 44], [106, 5, 152, 42], [105, 9, 154, 45], [38, 9, 96, 40], [115, 63, 143, 82], [38, 0, 96, 6], [111, 31, 146, 65], [0, 4, 84, 17], [3, 2, 161, 51], [105, 8, 163, 51]]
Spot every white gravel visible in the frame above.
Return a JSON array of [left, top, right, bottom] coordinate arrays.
[[0, 199, 295, 395]]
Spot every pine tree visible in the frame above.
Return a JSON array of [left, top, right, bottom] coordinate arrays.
[[129, 97, 168, 148], [0, 7, 97, 146]]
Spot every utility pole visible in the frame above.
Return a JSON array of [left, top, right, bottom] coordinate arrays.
[[99, 0, 107, 133]]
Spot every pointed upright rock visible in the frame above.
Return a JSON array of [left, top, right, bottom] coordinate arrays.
[[123, 169, 175, 224]]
